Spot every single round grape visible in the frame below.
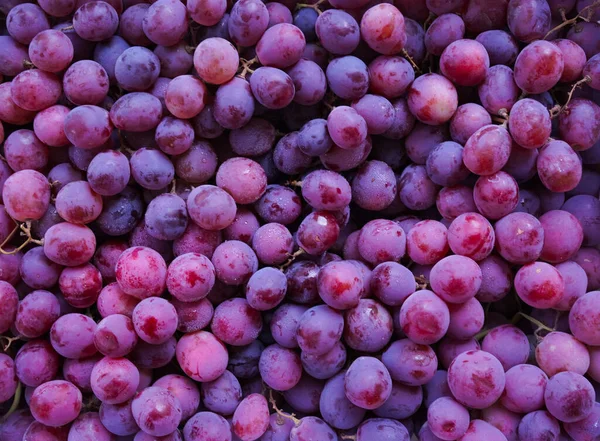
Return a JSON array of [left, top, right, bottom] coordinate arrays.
[[515, 261, 564, 308], [319, 370, 366, 429], [554, 261, 588, 311], [370, 262, 416, 307], [400, 290, 450, 344], [545, 371, 595, 423], [535, 331, 590, 378], [463, 124, 512, 176], [198, 370, 241, 417], [427, 397, 470, 440], [446, 212, 494, 262], [183, 412, 231, 441], [500, 364, 548, 414], [382, 339, 438, 386], [115, 246, 167, 299], [441, 39, 490, 86], [297, 305, 344, 355], [6, 3, 50, 45], [430, 255, 482, 304], [352, 160, 397, 211], [368, 56, 414, 99], [514, 40, 564, 94], [68, 413, 115, 441], [507, 0, 551, 42], [259, 344, 302, 391], [94, 36, 130, 84], [43, 222, 96, 267], [131, 386, 182, 436], [110, 92, 163, 132], [4, 129, 48, 173], [326, 55, 369, 101], [494, 212, 544, 264], [0, 83, 36, 125], [29, 29, 74, 72], [228, 0, 269, 47], [508, 98, 551, 149], [256, 23, 305, 68], [166, 253, 215, 302], [448, 350, 505, 409], [473, 171, 519, 220], [63, 60, 109, 105], [0, 282, 18, 334], [214, 77, 255, 129], [142, 0, 188, 46], [558, 98, 600, 151], [314, 9, 360, 55], [119, 3, 151, 46], [192, 38, 238, 86], [478, 65, 520, 115], [436, 186, 477, 221], [223, 207, 260, 245], [539, 209, 584, 263], [425, 13, 465, 56], [93, 314, 137, 358], [407, 73, 458, 125], [317, 260, 363, 309], [30, 380, 82, 427], [296, 211, 340, 256], [555, 38, 587, 82], [54, 181, 103, 225], [15, 340, 59, 388], [320, 135, 373, 172], [212, 240, 259, 285], [446, 297, 485, 340], [33, 105, 70, 148], [286, 58, 327, 107], [360, 4, 406, 55], [86, 150, 130, 197], [73, 1, 118, 41], [59, 262, 103, 308], [232, 393, 270, 440], [251, 223, 293, 266], [11, 69, 61, 111], [345, 356, 392, 410], [187, 0, 226, 26], [210, 297, 262, 346], [132, 297, 178, 345], [569, 291, 600, 345], [64, 105, 113, 149], [0, 35, 30, 79], [114, 46, 160, 92]]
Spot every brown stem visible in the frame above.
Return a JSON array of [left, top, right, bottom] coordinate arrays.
[[423, 12, 436, 29], [498, 109, 509, 120], [0, 221, 43, 255], [0, 335, 21, 351], [170, 179, 178, 194], [544, 0, 600, 39], [554, 76, 592, 118], [279, 249, 305, 271], [60, 25, 74, 31], [339, 435, 356, 440], [415, 275, 429, 290], [268, 389, 300, 426], [237, 57, 258, 79], [185, 45, 196, 55], [284, 180, 303, 188], [296, 0, 327, 14], [401, 49, 421, 74], [22, 60, 35, 69]]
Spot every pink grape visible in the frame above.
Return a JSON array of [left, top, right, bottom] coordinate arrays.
[[142, 0, 188, 47], [515, 261, 564, 308], [131, 386, 182, 436], [256, 23, 305, 68], [447, 350, 505, 409], [440, 39, 489, 86], [514, 40, 564, 94], [73, 1, 118, 42], [30, 380, 82, 427], [344, 299, 393, 353], [569, 291, 600, 345], [407, 73, 458, 125], [11, 69, 61, 111], [494, 212, 544, 264], [360, 4, 406, 55], [400, 290, 450, 344], [447, 213, 494, 261], [473, 171, 519, 220], [430, 255, 482, 304], [544, 371, 595, 423], [6, 4, 50, 44], [535, 331, 590, 377], [345, 356, 392, 410], [29, 29, 74, 72], [194, 37, 238, 85]]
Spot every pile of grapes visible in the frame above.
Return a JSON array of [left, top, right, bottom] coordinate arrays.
[[1, 0, 600, 439]]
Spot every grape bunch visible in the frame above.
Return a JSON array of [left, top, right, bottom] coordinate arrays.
[[1, 0, 600, 440]]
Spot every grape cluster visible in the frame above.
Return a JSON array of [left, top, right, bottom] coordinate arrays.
[[0, 0, 600, 440]]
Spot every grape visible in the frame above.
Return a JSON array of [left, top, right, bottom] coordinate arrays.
[[115, 246, 167, 299], [6, 3, 50, 44], [54, 181, 103, 225], [425, 142, 469, 187], [360, 4, 406, 55], [569, 290, 600, 345], [295, 305, 343, 355], [429, 255, 482, 304], [28, 380, 82, 428], [382, 339, 437, 386], [4, 129, 48, 173], [463, 125, 512, 176], [190, 39, 239, 87], [228, 0, 269, 46], [245, 267, 287, 311], [313, 9, 360, 56], [507, 0, 551, 42], [63, 60, 110, 106], [515, 261, 564, 308], [476, 30, 519, 66], [15, 290, 61, 339], [184, 412, 231, 441], [563, 402, 600, 441], [427, 397, 469, 440], [0, 35, 30, 77], [459, 420, 511, 441], [478, 65, 520, 115], [553, 39, 587, 84], [368, 56, 414, 99], [480, 325, 529, 372], [114, 46, 160, 92], [558, 98, 600, 151], [131, 386, 182, 436], [259, 344, 302, 391], [425, 13, 465, 56], [435, 186, 476, 221], [96, 186, 144, 237], [131, 297, 177, 345], [11, 69, 62, 112], [72, 1, 118, 41], [514, 40, 564, 94], [494, 212, 544, 264], [255, 23, 305, 69], [119, 4, 151, 46], [68, 413, 114, 441], [357, 218, 406, 265], [142, 0, 188, 47], [562, 195, 600, 248], [499, 364, 548, 414], [326, 55, 369, 101], [176, 330, 229, 382], [0, 409, 35, 441], [507, 99, 552, 149], [473, 171, 519, 220], [110, 93, 163, 132], [86, 150, 131, 197], [58, 262, 102, 308], [197, 370, 242, 417], [400, 290, 450, 344], [214, 77, 255, 129], [438, 337, 481, 370], [545, 371, 595, 423], [187, 0, 226, 26], [316, 260, 363, 309], [283, 60, 326, 108], [93, 314, 137, 357], [0, 282, 18, 334], [446, 213, 493, 262], [210, 297, 262, 345], [345, 356, 392, 410], [538, 209, 584, 264], [535, 331, 590, 379], [29, 30, 74, 73], [567, 21, 600, 58], [480, 404, 521, 441], [440, 39, 490, 87], [352, 160, 397, 211], [32, 105, 69, 148], [165, 253, 215, 302], [447, 350, 505, 409], [319, 370, 366, 429], [64, 105, 113, 149], [14, 340, 58, 388], [269, 304, 307, 349], [407, 73, 458, 125]]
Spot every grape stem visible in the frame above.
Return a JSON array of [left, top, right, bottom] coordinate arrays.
[[0, 381, 21, 423], [284, 179, 303, 188], [279, 248, 305, 271], [22, 59, 35, 70], [268, 389, 300, 426], [423, 12, 436, 30], [237, 57, 258, 78], [552, 76, 592, 118], [296, 0, 327, 15], [170, 179, 178, 194], [185, 45, 196, 55], [415, 275, 429, 290], [544, 0, 600, 39], [60, 25, 74, 32], [401, 49, 421, 74], [339, 435, 356, 440], [0, 335, 21, 351], [512, 311, 554, 333], [0, 221, 44, 255]]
